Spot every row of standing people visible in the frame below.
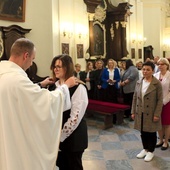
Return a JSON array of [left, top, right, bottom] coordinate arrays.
[[74, 59, 139, 118], [6, 38, 169, 170]]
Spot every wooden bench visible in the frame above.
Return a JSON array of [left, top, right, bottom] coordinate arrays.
[[86, 99, 130, 129]]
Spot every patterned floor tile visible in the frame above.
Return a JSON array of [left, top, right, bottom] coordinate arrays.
[[83, 118, 170, 170]]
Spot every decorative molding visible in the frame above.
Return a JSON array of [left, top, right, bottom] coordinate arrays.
[[110, 24, 114, 40], [103, 0, 107, 11], [120, 21, 127, 28], [0, 25, 31, 60], [0, 32, 4, 58], [94, 5, 106, 22], [115, 21, 119, 29], [88, 13, 95, 21]]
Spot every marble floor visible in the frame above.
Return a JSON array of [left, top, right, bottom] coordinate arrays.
[[82, 116, 170, 170]]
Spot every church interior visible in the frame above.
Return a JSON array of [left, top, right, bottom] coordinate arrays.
[[0, 0, 170, 169], [1, 0, 170, 77]]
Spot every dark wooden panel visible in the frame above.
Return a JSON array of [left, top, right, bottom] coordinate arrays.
[[0, 25, 31, 60], [83, 0, 101, 13]]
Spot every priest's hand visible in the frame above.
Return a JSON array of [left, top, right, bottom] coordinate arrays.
[[39, 77, 55, 88]]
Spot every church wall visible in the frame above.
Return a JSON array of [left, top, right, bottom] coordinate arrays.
[[1, 0, 169, 76], [0, 0, 88, 76]]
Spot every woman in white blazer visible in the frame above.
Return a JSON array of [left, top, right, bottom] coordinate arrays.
[[154, 58, 170, 150]]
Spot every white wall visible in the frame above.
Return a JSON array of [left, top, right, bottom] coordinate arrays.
[[127, 0, 169, 61], [143, 0, 166, 57], [58, 0, 89, 71], [0, 0, 55, 76], [128, 0, 144, 63], [1, 0, 169, 75]]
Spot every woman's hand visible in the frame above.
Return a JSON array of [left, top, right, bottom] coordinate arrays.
[[120, 81, 125, 86], [97, 85, 101, 89], [85, 78, 90, 82], [65, 76, 78, 88], [153, 116, 159, 122], [131, 114, 135, 120]]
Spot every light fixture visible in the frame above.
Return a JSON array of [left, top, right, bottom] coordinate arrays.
[[131, 34, 147, 45], [75, 24, 88, 39], [63, 30, 73, 39], [138, 35, 143, 44], [131, 33, 136, 44], [163, 38, 170, 50], [63, 30, 66, 37], [61, 22, 73, 39], [132, 39, 136, 44]]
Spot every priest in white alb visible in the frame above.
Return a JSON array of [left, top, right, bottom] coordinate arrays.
[[0, 38, 77, 170]]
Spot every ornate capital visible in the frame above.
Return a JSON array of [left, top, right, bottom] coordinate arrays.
[[94, 5, 106, 22], [88, 13, 95, 21], [115, 21, 119, 29], [120, 21, 127, 28]]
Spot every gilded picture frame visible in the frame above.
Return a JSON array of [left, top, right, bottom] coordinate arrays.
[[131, 48, 135, 59], [62, 43, 69, 55], [0, 0, 26, 22], [77, 44, 84, 58], [138, 49, 142, 59], [89, 21, 106, 59]]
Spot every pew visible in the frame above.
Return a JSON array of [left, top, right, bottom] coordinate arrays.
[[87, 99, 130, 129]]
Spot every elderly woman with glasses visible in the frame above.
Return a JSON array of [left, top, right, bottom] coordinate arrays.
[[154, 58, 170, 150]]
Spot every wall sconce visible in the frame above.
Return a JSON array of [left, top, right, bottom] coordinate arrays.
[[143, 37, 147, 44], [138, 35, 143, 44], [63, 31, 66, 37], [78, 33, 82, 39], [131, 33, 136, 44], [138, 36, 147, 45], [163, 38, 170, 50], [63, 30, 73, 39], [132, 39, 136, 44], [78, 33, 87, 39], [61, 22, 73, 39], [131, 33, 147, 45], [75, 24, 88, 39]]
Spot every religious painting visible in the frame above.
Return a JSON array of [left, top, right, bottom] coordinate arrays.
[[89, 21, 106, 59], [138, 49, 142, 59], [77, 44, 83, 58], [163, 51, 166, 58], [0, 0, 26, 22], [131, 48, 135, 59], [61, 43, 69, 55]]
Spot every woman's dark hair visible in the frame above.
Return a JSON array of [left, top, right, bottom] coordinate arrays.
[[142, 61, 155, 71], [125, 59, 134, 69], [50, 54, 74, 81]]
